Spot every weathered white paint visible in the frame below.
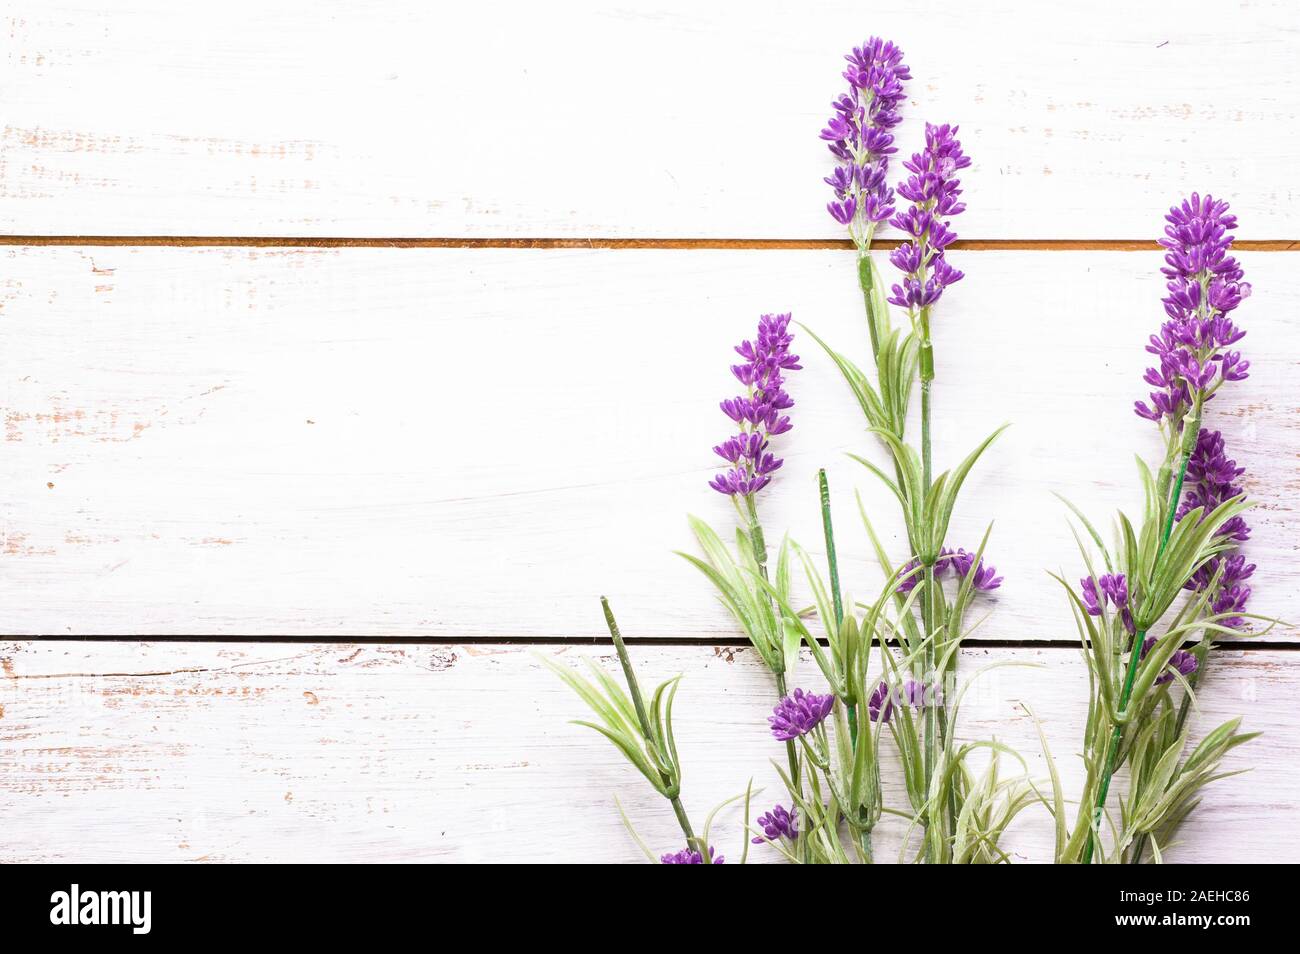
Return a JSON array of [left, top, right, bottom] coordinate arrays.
[[1, 1, 1297, 237], [2, 4, 1296, 864], [1, 248, 1293, 639], [0, 641, 1292, 863]]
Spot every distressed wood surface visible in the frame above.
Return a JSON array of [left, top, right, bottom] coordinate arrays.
[[0, 641, 1293, 863], [0, 247, 1293, 639], [4, 4, 1297, 865], [2, 1, 1298, 238]]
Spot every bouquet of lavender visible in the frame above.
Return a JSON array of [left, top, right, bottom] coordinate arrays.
[[798, 40, 1037, 864], [542, 42, 1268, 866], [1045, 195, 1271, 864]]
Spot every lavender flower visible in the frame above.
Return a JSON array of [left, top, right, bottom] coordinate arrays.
[[1080, 572, 1135, 635], [710, 314, 801, 497], [867, 679, 895, 722], [1140, 636, 1199, 686], [768, 688, 835, 741], [1175, 430, 1254, 630], [887, 123, 970, 313], [821, 38, 910, 246], [1135, 194, 1251, 424], [867, 678, 929, 723], [949, 547, 1003, 591], [751, 804, 799, 844], [1176, 429, 1250, 542], [1210, 583, 1252, 631], [660, 846, 725, 864], [896, 546, 1001, 593]]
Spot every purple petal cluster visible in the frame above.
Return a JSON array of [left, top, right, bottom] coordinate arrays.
[[896, 546, 1002, 594], [1080, 572, 1135, 635], [1175, 429, 1250, 542], [1135, 194, 1251, 424], [1177, 430, 1253, 629], [660, 846, 725, 864], [768, 688, 834, 741], [1209, 581, 1252, 631], [751, 804, 799, 844], [1140, 636, 1199, 686], [821, 39, 910, 241], [710, 313, 801, 497], [886, 123, 970, 311], [867, 678, 929, 723]]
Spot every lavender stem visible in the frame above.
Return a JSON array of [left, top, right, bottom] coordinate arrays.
[[601, 596, 698, 850], [1080, 444, 1193, 864]]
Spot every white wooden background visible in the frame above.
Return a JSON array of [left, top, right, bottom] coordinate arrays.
[[2, 0, 1297, 862]]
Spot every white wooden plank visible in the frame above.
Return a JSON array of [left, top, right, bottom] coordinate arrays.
[[2, 247, 1293, 639], [2, 1, 1297, 238], [0, 641, 1292, 862]]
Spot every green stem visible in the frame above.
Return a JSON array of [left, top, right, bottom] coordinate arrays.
[[603, 597, 656, 741], [602, 597, 699, 850], [818, 470, 845, 631], [743, 496, 801, 784], [1080, 438, 1195, 864], [1128, 832, 1148, 865], [818, 469, 855, 741], [858, 255, 880, 359], [669, 796, 698, 847], [919, 308, 934, 489], [744, 495, 768, 572], [922, 563, 940, 864], [917, 305, 940, 863]]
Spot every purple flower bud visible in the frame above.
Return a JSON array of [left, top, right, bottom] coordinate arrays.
[[828, 197, 857, 225], [1140, 636, 1199, 686], [660, 846, 725, 864], [897, 546, 1003, 594], [887, 124, 969, 318], [867, 678, 932, 723], [867, 680, 895, 722], [768, 688, 834, 741], [823, 39, 909, 234], [751, 804, 799, 844], [710, 314, 799, 499], [1080, 572, 1134, 634], [1137, 194, 1249, 425]]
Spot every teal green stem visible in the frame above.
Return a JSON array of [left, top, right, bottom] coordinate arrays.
[[818, 469, 845, 631], [820, 468, 874, 861], [1080, 440, 1194, 864], [601, 596, 698, 850]]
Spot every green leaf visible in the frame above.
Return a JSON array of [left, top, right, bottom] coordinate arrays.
[[1052, 491, 1114, 574], [929, 424, 1010, 554], [797, 322, 888, 429]]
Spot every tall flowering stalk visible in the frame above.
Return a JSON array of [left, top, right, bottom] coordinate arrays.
[[1050, 195, 1266, 864], [679, 313, 812, 817], [807, 41, 1022, 864]]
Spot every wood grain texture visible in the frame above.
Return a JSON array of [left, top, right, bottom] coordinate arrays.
[[1, 641, 1293, 863], [1, 247, 1293, 639], [2, 1, 1298, 238]]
